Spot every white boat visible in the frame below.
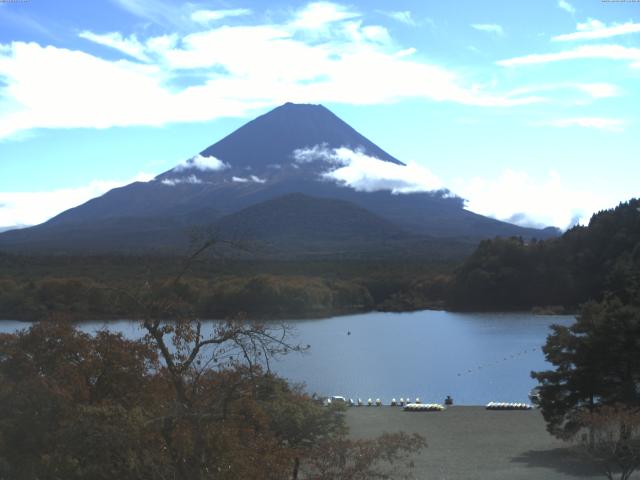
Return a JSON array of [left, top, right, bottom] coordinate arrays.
[[325, 395, 346, 405]]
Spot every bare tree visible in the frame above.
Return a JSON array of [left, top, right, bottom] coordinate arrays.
[[575, 405, 640, 480], [114, 237, 304, 480], [303, 432, 427, 480], [111, 236, 425, 480]]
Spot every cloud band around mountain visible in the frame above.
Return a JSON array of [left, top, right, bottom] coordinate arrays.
[[174, 154, 229, 172], [292, 144, 442, 194]]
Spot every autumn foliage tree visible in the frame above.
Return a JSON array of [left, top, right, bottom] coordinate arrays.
[[0, 322, 164, 479], [0, 240, 426, 479], [0, 322, 352, 479]]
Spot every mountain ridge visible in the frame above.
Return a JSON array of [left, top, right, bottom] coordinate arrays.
[[0, 103, 559, 255]]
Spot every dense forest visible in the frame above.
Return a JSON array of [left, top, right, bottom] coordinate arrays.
[[448, 198, 640, 312], [0, 254, 451, 321], [2, 198, 638, 320]]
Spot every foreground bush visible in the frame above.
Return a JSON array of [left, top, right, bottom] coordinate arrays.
[[0, 321, 424, 480]]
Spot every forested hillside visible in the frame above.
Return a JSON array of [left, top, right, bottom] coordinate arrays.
[[448, 198, 640, 311]]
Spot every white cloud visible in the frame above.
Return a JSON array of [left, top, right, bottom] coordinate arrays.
[[0, 6, 548, 140], [156, 26, 296, 71], [574, 82, 620, 98], [161, 174, 203, 186], [395, 47, 417, 58], [577, 18, 605, 31], [361, 25, 391, 44], [471, 24, 504, 36], [537, 117, 625, 132], [292, 143, 336, 163], [379, 10, 417, 26], [497, 44, 640, 68], [291, 2, 359, 30], [293, 145, 442, 193], [174, 154, 229, 172], [145, 34, 178, 53], [231, 175, 266, 184], [553, 19, 640, 42], [557, 0, 575, 14], [0, 172, 153, 226], [79, 31, 150, 62], [325, 148, 442, 193], [109, 0, 187, 28], [191, 9, 252, 25], [505, 82, 620, 100], [452, 170, 616, 230]]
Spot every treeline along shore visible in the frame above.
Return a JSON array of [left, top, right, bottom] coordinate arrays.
[[0, 198, 638, 321], [0, 255, 452, 321], [448, 198, 640, 312]]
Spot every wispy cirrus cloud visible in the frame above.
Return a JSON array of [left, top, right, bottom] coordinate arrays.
[[497, 44, 640, 68], [552, 19, 640, 42], [536, 117, 625, 132], [378, 10, 417, 26], [109, 0, 186, 27], [191, 9, 252, 25], [471, 23, 504, 36], [557, 0, 576, 14], [0, 7, 54, 38], [506, 82, 620, 101], [79, 31, 149, 61]]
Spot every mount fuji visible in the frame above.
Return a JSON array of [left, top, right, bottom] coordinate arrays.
[[0, 103, 558, 256]]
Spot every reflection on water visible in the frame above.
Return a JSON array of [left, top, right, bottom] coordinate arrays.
[[0, 310, 573, 405]]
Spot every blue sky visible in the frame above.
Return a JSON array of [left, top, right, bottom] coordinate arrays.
[[0, 0, 638, 229]]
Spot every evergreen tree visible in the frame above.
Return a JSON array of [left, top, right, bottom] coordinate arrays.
[[532, 295, 640, 439]]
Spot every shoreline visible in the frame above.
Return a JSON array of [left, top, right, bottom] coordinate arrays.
[[0, 306, 576, 324]]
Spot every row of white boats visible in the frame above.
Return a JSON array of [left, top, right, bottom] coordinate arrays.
[[326, 396, 427, 407], [325, 396, 534, 411]]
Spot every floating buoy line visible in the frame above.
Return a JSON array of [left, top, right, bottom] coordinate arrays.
[[323, 347, 543, 409], [403, 403, 445, 412], [485, 402, 532, 410], [455, 347, 538, 377]]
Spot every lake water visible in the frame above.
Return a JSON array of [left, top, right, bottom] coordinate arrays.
[[0, 310, 574, 405]]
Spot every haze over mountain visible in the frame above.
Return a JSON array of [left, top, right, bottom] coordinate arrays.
[[0, 103, 558, 256], [0, 225, 28, 234]]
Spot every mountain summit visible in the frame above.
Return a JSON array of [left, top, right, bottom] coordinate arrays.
[[156, 102, 402, 187], [0, 103, 559, 255], [202, 102, 402, 168]]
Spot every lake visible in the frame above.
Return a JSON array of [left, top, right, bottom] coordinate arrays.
[[0, 310, 573, 405]]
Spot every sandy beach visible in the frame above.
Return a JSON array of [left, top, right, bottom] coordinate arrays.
[[346, 406, 627, 480]]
